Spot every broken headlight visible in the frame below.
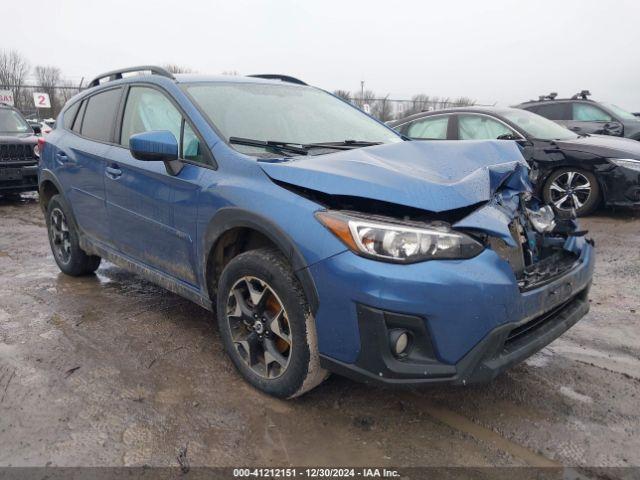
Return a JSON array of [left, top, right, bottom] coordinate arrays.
[[526, 205, 556, 233], [316, 211, 483, 263]]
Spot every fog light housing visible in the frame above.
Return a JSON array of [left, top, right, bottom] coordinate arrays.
[[389, 329, 411, 358]]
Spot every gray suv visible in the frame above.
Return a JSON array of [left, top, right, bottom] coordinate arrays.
[[516, 91, 640, 140]]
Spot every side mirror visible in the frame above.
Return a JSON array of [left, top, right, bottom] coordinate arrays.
[[31, 125, 41, 135], [602, 121, 623, 137], [129, 130, 179, 162]]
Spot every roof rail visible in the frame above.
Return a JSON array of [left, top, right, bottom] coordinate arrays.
[[571, 90, 591, 100], [247, 74, 307, 86], [88, 65, 175, 88]]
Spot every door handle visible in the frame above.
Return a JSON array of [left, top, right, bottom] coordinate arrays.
[[55, 152, 74, 165], [105, 166, 122, 179]]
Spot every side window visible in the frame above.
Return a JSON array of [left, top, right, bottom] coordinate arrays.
[[533, 103, 569, 120], [458, 115, 516, 140], [80, 88, 122, 142], [121, 87, 206, 164], [573, 103, 612, 122], [120, 87, 181, 146], [405, 116, 449, 139], [63, 102, 81, 130], [72, 100, 87, 133]]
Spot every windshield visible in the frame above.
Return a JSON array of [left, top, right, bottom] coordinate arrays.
[[183, 82, 401, 155], [0, 109, 31, 133], [501, 109, 578, 140], [603, 103, 638, 121]]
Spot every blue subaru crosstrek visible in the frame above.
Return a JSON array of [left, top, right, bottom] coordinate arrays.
[[38, 66, 595, 398]]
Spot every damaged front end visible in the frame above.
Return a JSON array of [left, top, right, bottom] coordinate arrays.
[[452, 167, 590, 292], [257, 140, 596, 385]]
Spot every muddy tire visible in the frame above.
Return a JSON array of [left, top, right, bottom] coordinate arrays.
[[46, 195, 101, 276], [543, 168, 600, 217], [216, 248, 327, 398]]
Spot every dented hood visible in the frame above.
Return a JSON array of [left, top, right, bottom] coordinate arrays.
[[259, 140, 531, 213]]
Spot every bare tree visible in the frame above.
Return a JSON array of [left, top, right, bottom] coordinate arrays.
[[163, 64, 194, 74], [0, 50, 30, 110], [333, 90, 352, 102], [371, 94, 394, 122]]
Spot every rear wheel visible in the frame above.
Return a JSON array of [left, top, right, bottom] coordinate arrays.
[[216, 248, 327, 398], [46, 195, 101, 276], [543, 168, 600, 217]]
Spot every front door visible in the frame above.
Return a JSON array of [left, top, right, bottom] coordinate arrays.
[[104, 86, 207, 286]]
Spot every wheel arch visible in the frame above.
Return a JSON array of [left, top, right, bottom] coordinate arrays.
[[202, 207, 319, 314]]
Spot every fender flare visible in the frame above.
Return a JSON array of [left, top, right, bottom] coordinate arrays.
[[201, 207, 319, 314], [38, 170, 80, 225]]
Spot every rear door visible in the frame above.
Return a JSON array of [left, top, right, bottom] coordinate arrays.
[[54, 87, 123, 244], [104, 85, 208, 286]]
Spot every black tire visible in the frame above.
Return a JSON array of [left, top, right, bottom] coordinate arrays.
[[542, 168, 601, 217], [216, 248, 327, 398], [46, 194, 101, 276]]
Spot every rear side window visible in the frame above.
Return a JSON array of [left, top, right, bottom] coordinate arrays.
[[405, 116, 449, 139], [530, 103, 569, 120], [80, 88, 122, 142], [573, 103, 612, 122], [63, 102, 81, 130]]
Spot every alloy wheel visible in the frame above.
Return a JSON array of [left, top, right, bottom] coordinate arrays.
[[549, 171, 592, 211], [226, 276, 292, 379], [50, 207, 72, 264]]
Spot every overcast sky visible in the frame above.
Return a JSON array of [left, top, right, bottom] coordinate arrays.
[[4, 0, 640, 109]]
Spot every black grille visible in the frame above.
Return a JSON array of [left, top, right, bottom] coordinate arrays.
[[504, 294, 578, 349], [0, 143, 35, 162]]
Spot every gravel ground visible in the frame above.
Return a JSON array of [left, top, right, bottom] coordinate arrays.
[[0, 194, 638, 470]]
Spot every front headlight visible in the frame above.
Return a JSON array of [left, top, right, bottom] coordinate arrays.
[[316, 211, 484, 263], [33, 144, 40, 158], [609, 158, 640, 172]]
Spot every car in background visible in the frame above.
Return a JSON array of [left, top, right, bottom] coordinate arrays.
[[516, 91, 640, 140], [0, 103, 41, 196], [388, 107, 640, 216], [38, 66, 594, 398]]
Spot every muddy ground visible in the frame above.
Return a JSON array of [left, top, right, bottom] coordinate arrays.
[[0, 194, 638, 469]]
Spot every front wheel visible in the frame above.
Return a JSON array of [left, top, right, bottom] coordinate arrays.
[[543, 168, 600, 217], [216, 248, 327, 398], [46, 195, 101, 276]]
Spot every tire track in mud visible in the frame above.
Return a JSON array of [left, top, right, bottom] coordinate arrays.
[[410, 395, 561, 467]]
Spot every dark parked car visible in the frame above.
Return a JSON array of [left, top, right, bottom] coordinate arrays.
[[39, 66, 594, 398], [388, 107, 640, 216], [0, 103, 41, 196], [516, 91, 640, 140]]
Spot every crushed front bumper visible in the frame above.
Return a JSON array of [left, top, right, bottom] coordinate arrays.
[[310, 236, 595, 385]]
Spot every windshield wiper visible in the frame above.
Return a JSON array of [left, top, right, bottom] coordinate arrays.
[[229, 137, 309, 156], [302, 140, 383, 150]]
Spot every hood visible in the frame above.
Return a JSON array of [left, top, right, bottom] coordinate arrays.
[[0, 132, 38, 144], [259, 140, 531, 213], [556, 134, 640, 159]]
